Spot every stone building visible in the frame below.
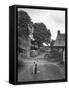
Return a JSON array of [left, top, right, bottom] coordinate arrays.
[[18, 35, 30, 58], [54, 30, 65, 63], [18, 23, 34, 58]]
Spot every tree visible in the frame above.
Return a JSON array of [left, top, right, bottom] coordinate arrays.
[[18, 10, 32, 56], [50, 40, 55, 49], [33, 23, 51, 49], [18, 10, 31, 38]]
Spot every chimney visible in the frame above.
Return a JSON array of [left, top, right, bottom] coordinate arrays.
[[58, 30, 60, 35]]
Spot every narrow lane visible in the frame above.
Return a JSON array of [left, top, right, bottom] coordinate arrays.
[[18, 59, 65, 82]]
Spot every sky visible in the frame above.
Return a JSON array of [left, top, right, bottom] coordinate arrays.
[[18, 8, 65, 40]]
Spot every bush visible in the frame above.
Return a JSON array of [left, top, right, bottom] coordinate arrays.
[[44, 49, 62, 62], [18, 60, 23, 68]]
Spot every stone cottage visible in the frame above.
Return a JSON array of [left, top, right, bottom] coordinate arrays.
[[18, 23, 34, 58], [54, 30, 65, 63]]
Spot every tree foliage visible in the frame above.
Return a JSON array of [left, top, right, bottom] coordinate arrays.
[[18, 10, 31, 38], [50, 40, 55, 49], [33, 23, 51, 48]]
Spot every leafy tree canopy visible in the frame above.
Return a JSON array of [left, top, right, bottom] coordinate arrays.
[[18, 10, 31, 38], [33, 23, 51, 43]]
